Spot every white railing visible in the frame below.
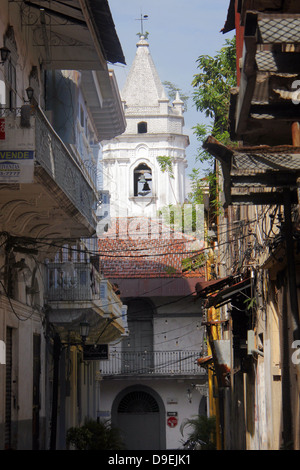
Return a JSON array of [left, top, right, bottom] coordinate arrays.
[[46, 263, 125, 325], [100, 350, 206, 376], [47, 261, 102, 301]]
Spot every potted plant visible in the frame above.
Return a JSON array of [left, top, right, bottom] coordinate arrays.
[[66, 419, 125, 450]]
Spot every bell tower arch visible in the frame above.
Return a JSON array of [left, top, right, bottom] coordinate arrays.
[[102, 36, 189, 218]]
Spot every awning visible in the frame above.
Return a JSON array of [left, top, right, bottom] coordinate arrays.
[[195, 276, 234, 298], [196, 274, 252, 309], [197, 355, 213, 367], [221, 0, 235, 34], [23, 0, 126, 69], [206, 278, 252, 309], [110, 277, 204, 298]]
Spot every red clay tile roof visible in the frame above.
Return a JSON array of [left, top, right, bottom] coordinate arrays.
[[98, 217, 205, 279]]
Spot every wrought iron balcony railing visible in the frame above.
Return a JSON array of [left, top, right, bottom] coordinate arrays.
[[47, 261, 102, 302], [0, 106, 97, 230], [46, 262, 126, 328], [100, 350, 206, 377]]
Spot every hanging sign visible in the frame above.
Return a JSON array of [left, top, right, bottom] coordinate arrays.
[[83, 344, 109, 360], [0, 150, 34, 183]]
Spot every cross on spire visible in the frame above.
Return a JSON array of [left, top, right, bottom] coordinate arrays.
[[136, 13, 148, 37]]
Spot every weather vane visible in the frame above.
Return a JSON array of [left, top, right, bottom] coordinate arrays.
[[136, 13, 149, 38]]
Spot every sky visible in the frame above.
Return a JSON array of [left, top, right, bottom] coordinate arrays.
[[107, 0, 234, 187]]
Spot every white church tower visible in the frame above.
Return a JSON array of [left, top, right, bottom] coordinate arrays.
[[102, 35, 189, 218]]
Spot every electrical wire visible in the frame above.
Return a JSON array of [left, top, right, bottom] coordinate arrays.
[[0, 279, 38, 322]]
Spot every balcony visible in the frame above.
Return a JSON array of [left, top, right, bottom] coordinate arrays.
[[46, 262, 125, 344], [100, 350, 207, 378], [0, 106, 96, 238]]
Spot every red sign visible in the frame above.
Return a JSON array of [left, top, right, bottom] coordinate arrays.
[[167, 416, 178, 428], [0, 118, 5, 140]]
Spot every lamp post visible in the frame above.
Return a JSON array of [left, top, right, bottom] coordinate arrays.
[[79, 321, 90, 344], [25, 86, 34, 103]]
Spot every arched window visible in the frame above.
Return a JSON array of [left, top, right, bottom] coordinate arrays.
[[138, 121, 147, 134], [118, 391, 159, 413], [133, 163, 152, 196]]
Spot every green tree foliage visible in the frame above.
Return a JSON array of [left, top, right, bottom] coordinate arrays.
[[180, 415, 217, 450], [189, 36, 237, 209], [157, 156, 174, 178], [163, 80, 189, 112], [192, 36, 236, 142]]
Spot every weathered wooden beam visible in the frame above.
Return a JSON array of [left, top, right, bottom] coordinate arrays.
[[231, 172, 299, 187], [250, 103, 300, 120], [292, 122, 300, 146]]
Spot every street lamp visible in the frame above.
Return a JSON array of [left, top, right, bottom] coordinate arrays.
[[25, 86, 34, 103], [79, 321, 90, 344]]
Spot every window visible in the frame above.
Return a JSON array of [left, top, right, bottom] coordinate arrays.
[[133, 163, 152, 196], [138, 121, 147, 133]]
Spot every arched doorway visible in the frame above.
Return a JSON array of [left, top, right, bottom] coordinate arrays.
[[112, 385, 166, 450]]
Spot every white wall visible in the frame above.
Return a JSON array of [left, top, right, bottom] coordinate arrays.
[[99, 378, 207, 450]]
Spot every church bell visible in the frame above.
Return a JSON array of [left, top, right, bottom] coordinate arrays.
[[142, 181, 150, 192]]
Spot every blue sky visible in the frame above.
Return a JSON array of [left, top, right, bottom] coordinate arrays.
[[108, 0, 234, 183]]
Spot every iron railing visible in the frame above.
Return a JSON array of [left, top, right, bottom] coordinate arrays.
[[100, 350, 206, 376], [47, 261, 102, 301], [35, 107, 96, 227], [0, 106, 97, 229], [46, 262, 125, 326]]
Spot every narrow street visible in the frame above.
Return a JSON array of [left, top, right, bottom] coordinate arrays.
[[0, 0, 300, 453]]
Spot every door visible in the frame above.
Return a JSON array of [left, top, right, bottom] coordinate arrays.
[[117, 390, 161, 450]]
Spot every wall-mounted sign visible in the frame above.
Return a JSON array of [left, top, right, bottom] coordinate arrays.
[[0, 150, 34, 183], [0, 118, 5, 140], [167, 416, 178, 428], [83, 344, 109, 360]]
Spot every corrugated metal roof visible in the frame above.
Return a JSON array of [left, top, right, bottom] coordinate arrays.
[[86, 0, 126, 65]]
